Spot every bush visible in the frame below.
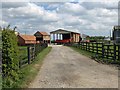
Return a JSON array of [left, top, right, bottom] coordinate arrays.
[[2, 26, 19, 88]]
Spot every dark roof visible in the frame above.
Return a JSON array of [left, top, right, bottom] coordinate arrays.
[[113, 26, 120, 30], [50, 29, 80, 34]]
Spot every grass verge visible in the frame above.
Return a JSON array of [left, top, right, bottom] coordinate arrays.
[[16, 47, 52, 88], [69, 46, 120, 65], [69, 46, 95, 58]]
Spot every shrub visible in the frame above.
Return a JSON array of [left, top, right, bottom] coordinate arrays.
[[2, 26, 19, 88]]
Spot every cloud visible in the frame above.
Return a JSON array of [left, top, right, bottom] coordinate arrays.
[[56, 2, 86, 15], [2, 2, 28, 8], [81, 2, 118, 10], [42, 11, 59, 22], [1, 1, 118, 36]]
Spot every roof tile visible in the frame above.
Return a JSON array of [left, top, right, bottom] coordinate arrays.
[[18, 34, 36, 41], [39, 32, 49, 35]]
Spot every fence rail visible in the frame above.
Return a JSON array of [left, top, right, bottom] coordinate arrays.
[[71, 42, 120, 61], [19, 43, 48, 68]]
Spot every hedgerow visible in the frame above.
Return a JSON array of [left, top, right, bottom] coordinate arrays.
[[2, 26, 19, 88]]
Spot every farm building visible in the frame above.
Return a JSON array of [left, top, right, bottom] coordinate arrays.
[[17, 34, 36, 46], [50, 29, 81, 44], [81, 34, 89, 40], [112, 26, 120, 44], [34, 31, 50, 43]]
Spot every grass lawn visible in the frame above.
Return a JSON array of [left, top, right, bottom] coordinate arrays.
[[69, 46, 95, 58], [15, 47, 52, 88], [70, 46, 120, 65], [19, 46, 28, 67]]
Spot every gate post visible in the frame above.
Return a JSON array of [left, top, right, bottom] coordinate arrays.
[[86, 42, 87, 51], [102, 43, 104, 58], [27, 47, 31, 64], [96, 43, 98, 54], [92, 43, 94, 53], [118, 44, 120, 60], [113, 44, 116, 60]]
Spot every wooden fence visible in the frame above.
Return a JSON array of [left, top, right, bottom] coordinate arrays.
[[71, 42, 120, 61], [19, 43, 48, 68]]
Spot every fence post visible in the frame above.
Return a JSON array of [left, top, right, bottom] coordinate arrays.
[[78, 42, 80, 48], [31, 47, 35, 60], [80, 42, 82, 49], [83, 42, 84, 49], [33, 44, 35, 60], [81, 42, 83, 49], [27, 47, 31, 64], [87, 42, 89, 51], [113, 44, 116, 60], [83, 42, 86, 50], [118, 44, 120, 60], [102, 43, 104, 58], [90, 42, 91, 52], [86, 42, 87, 51], [107, 45, 109, 59], [92, 43, 94, 53], [33, 47, 35, 60], [96, 43, 98, 54], [82, 42, 84, 50]]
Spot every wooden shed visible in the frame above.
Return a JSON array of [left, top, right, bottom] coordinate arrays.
[[50, 29, 81, 44], [34, 31, 50, 43], [112, 26, 120, 44], [17, 34, 36, 46]]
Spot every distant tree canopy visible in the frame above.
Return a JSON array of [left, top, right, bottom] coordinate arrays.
[[88, 36, 105, 41]]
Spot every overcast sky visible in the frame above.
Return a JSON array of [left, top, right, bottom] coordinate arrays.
[[1, 0, 119, 36]]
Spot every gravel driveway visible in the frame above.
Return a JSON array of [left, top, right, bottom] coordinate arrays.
[[29, 45, 118, 88]]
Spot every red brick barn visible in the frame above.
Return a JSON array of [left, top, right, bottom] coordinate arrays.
[[17, 34, 36, 46]]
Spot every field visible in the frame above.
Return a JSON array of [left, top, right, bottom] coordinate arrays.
[[17, 47, 52, 88], [19, 46, 28, 67]]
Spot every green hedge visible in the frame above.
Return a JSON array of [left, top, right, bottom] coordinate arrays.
[[2, 26, 19, 88]]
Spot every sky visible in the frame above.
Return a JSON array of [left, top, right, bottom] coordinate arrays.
[[0, 0, 119, 36]]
